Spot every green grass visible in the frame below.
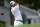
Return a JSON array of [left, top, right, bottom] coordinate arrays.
[[8, 24, 40, 27], [1, 24, 40, 27]]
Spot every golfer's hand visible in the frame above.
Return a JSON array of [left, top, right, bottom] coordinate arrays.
[[15, 3, 19, 5]]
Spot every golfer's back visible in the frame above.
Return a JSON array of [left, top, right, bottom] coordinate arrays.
[[11, 5, 23, 21]]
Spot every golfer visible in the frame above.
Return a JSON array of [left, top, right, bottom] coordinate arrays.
[[10, 1, 23, 26]]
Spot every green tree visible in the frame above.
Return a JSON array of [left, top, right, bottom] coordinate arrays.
[[34, 0, 40, 10]]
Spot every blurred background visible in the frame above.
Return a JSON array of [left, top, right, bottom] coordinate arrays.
[[0, 0, 10, 27], [0, 0, 40, 27]]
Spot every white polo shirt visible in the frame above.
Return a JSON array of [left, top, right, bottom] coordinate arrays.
[[11, 5, 23, 21]]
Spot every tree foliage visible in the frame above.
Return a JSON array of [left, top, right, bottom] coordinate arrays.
[[13, 0, 40, 10]]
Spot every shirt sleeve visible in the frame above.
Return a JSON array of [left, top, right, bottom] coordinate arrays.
[[15, 5, 19, 10], [11, 7, 16, 15]]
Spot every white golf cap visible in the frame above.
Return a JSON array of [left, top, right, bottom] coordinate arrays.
[[10, 1, 15, 5]]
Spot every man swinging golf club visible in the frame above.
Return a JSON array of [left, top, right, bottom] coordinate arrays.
[[10, 1, 23, 26]]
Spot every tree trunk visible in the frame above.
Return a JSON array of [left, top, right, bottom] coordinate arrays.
[[10, 0, 14, 25], [10, 12, 14, 25]]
